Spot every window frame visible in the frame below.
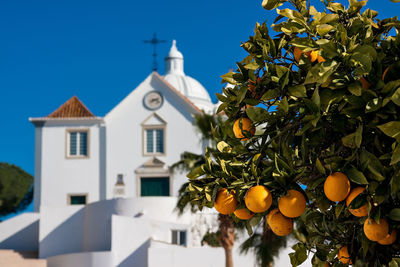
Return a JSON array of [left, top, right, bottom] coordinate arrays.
[[66, 129, 90, 159], [67, 193, 88, 205], [171, 229, 187, 246], [142, 125, 166, 156], [138, 176, 171, 197]]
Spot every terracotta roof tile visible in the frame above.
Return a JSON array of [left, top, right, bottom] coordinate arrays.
[[47, 96, 95, 118]]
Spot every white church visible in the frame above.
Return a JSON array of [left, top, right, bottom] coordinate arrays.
[[0, 41, 304, 267]]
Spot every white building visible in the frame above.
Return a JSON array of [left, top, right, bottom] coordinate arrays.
[[0, 41, 255, 267], [0, 40, 307, 267]]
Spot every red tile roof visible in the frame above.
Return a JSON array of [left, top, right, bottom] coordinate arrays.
[[47, 96, 95, 118]]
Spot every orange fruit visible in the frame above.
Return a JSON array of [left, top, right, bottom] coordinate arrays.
[[324, 172, 351, 202], [214, 188, 237, 215], [346, 187, 368, 217], [234, 208, 254, 220], [382, 67, 390, 81], [278, 189, 306, 218], [244, 185, 272, 213], [310, 50, 319, 62], [363, 218, 389, 241], [233, 118, 255, 141], [293, 47, 304, 62], [338, 245, 352, 265], [360, 77, 371, 89], [267, 208, 293, 236], [377, 229, 397, 245]]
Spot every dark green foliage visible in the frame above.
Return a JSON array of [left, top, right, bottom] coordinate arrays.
[[185, 0, 400, 266], [240, 217, 287, 267], [0, 162, 33, 217]]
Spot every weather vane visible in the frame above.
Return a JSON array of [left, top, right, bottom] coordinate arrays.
[[143, 33, 166, 72]]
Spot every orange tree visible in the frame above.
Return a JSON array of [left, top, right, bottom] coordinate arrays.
[[185, 0, 400, 266]]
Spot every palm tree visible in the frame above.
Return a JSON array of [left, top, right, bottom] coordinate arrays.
[[172, 112, 237, 267]]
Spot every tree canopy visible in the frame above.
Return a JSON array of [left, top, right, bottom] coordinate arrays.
[[185, 0, 400, 266], [0, 163, 33, 218]]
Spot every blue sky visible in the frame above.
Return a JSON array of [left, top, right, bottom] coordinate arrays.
[[0, 0, 399, 218]]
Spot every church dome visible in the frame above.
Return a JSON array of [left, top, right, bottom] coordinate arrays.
[[164, 40, 214, 113]]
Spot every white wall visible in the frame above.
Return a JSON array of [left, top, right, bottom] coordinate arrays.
[[105, 73, 204, 199], [47, 251, 114, 267], [0, 213, 40, 251], [39, 205, 84, 258], [39, 120, 101, 207]]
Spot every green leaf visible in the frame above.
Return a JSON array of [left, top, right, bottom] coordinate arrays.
[[217, 141, 232, 153], [391, 88, 400, 106], [348, 82, 363, 96], [278, 97, 289, 113], [289, 243, 308, 266], [342, 125, 363, 148], [221, 72, 239, 85], [262, 0, 285, 10], [288, 85, 307, 98], [187, 166, 206, 180], [246, 107, 269, 122], [377, 121, 400, 141], [388, 208, 400, 221], [335, 202, 345, 218], [346, 166, 369, 185], [317, 24, 334, 36], [391, 144, 400, 165], [316, 158, 326, 174]]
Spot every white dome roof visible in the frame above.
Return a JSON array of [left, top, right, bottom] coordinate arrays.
[[164, 40, 214, 113]]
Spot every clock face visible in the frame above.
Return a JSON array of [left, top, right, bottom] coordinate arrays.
[[143, 91, 163, 110]]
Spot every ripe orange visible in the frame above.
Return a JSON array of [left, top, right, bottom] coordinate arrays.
[[234, 208, 254, 220], [214, 188, 237, 215], [267, 208, 293, 236], [346, 187, 368, 217], [377, 229, 397, 245], [317, 54, 326, 63], [363, 218, 389, 241], [324, 172, 351, 202], [338, 245, 352, 265], [360, 77, 371, 89], [244, 185, 272, 213], [233, 118, 255, 141], [278, 190, 306, 218], [310, 50, 319, 62]]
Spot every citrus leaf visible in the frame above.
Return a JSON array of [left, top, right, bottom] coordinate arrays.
[[388, 208, 400, 221], [346, 167, 369, 185]]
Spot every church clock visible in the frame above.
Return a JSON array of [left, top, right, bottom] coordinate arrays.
[[143, 91, 163, 110]]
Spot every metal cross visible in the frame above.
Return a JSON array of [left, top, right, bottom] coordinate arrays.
[[143, 33, 166, 72]]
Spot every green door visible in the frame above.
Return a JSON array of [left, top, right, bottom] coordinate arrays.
[[140, 177, 170, 196]]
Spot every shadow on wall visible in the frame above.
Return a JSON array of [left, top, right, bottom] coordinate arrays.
[[40, 209, 85, 258], [0, 220, 39, 252], [117, 239, 150, 267]]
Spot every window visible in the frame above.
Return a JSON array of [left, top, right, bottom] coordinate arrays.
[[144, 128, 164, 154], [171, 230, 187, 246], [67, 130, 89, 157], [116, 174, 124, 185], [68, 194, 87, 205], [140, 177, 169, 196]]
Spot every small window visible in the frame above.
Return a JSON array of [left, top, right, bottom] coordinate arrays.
[[171, 230, 187, 246], [140, 177, 169, 196], [68, 194, 87, 205], [116, 174, 124, 185], [68, 130, 89, 157], [145, 128, 164, 154]]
